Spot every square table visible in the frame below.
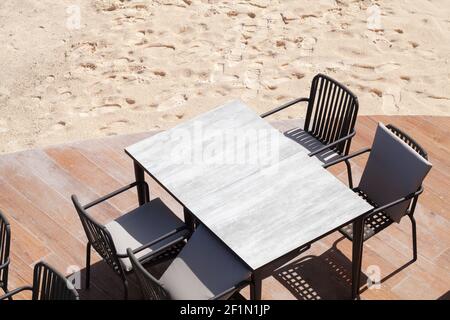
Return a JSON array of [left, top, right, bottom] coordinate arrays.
[[125, 100, 373, 299]]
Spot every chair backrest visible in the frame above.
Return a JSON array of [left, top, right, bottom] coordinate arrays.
[[127, 248, 170, 300], [0, 210, 11, 290], [359, 123, 432, 222], [386, 124, 428, 160], [304, 74, 359, 155], [71, 195, 124, 279], [32, 261, 79, 300]]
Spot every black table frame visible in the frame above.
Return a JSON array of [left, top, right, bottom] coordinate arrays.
[[130, 159, 367, 300]]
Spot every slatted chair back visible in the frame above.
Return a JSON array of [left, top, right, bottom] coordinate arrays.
[[32, 262, 79, 300], [304, 74, 359, 155], [127, 248, 170, 300], [72, 195, 124, 279], [386, 124, 428, 160], [0, 210, 11, 292]]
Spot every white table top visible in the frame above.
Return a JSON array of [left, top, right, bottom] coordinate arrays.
[[126, 100, 373, 270]]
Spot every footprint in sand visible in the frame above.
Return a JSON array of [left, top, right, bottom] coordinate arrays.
[[152, 70, 166, 77], [106, 119, 129, 129], [179, 68, 194, 78], [125, 98, 136, 105], [51, 121, 68, 131], [300, 37, 316, 50], [261, 75, 291, 90], [156, 94, 188, 112], [161, 113, 185, 121], [45, 75, 55, 83], [92, 104, 122, 114], [375, 62, 400, 74], [79, 62, 97, 71], [400, 75, 411, 82], [57, 87, 72, 100]]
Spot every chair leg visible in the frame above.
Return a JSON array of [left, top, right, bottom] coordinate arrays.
[[1, 285, 12, 301], [409, 214, 418, 262], [85, 242, 91, 289], [123, 279, 129, 300]]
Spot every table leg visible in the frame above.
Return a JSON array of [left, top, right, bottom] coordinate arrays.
[[250, 272, 262, 300], [183, 207, 196, 232], [134, 161, 146, 206], [351, 216, 364, 300]]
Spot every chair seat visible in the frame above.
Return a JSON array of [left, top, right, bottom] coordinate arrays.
[[160, 225, 251, 300], [339, 189, 395, 241], [340, 211, 395, 241], [105, 198, 185, 272], [282, 119, 341, 163]]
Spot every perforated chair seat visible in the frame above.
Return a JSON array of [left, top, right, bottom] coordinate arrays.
[[340, 211, 394, 241], [339, 188, 395, 241]]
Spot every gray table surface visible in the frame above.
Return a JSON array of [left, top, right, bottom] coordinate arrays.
[[126, 100, 373, 270]]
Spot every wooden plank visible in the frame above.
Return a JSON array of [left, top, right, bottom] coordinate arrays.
[[6, 149, 122, 225], [0, 177, 86, 268], [6, 216, 50, 266], [0, 116, 448, 300], [44, 146, 135, 213], [72, 140, 136, 185], [6, 252, 34, 300], [0, 155, 86, 238]]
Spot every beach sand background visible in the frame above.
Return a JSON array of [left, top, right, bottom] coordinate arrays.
[[0, 0, 449, 153]]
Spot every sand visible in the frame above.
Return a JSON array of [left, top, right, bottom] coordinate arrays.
[[0, 0, 449, 153]]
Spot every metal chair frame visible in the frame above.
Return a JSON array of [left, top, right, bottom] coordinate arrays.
[[72, 181, 190, 299], [127, 248, 250, 300], [0, 210, 11, 295], [0, 261, 79, 300], [324, 124, 429, 262], [261, 73, 359, 155]]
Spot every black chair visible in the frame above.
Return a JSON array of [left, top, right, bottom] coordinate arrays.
[[262, 74, 359, 172], [0, 261, 79, 300], [0, 210, 11, 295], [128, 225, 251, 300], [72, 181, 190, 299], [324, 123, 432, 263]]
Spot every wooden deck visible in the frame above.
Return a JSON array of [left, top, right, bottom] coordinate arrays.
[[1, 115, 449, 300]]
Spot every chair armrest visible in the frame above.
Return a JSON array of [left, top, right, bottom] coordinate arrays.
[[209, 280, 252, 300], [309, 130, 356, 157], [135, 235, 189, 264], [0, 286, 33, 300], [260, 97, 309, 118], [368, 187, 424, 216], [83, 181, 149, 210], [323, 147, 371, 169], [117, 226, 190, 259], [0, 258, 10, 271]]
